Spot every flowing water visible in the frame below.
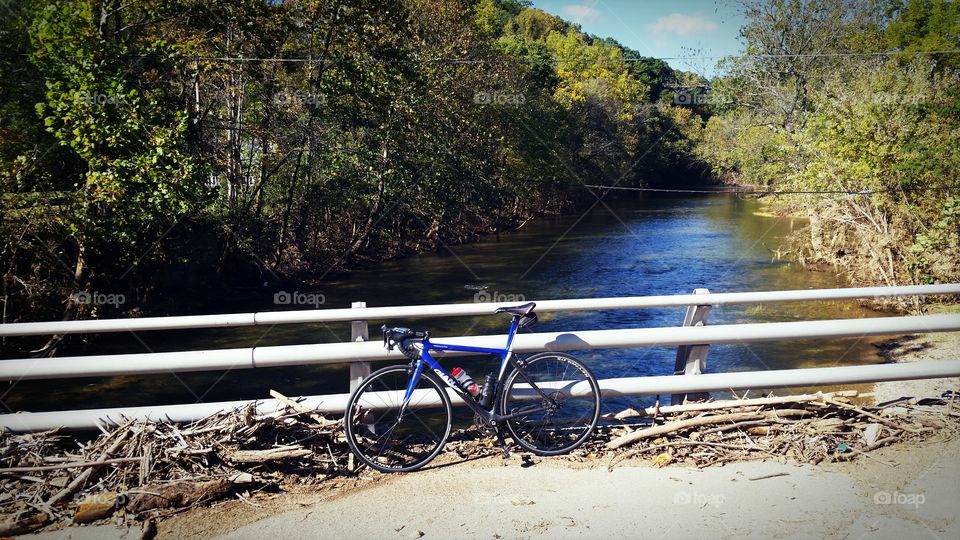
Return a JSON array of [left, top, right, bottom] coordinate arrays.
[[4, 194, 887, 414]]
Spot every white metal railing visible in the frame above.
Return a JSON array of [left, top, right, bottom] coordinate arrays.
[[1, 314, 959, 381], [1, 284, 959, 432], [2, 283, 958, 336], [4, 359, 959, 432]]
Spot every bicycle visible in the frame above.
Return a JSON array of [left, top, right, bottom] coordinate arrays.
[[344, 302, 601, 473]]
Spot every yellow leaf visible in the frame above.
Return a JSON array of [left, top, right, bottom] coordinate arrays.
[[652, 453, 673, 468]]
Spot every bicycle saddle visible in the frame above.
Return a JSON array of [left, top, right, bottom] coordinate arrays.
[[495, 302, 536, 316]]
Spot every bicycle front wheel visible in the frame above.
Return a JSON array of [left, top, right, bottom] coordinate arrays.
[[500, 352, 600, 455], [344, 365, 452, 473]]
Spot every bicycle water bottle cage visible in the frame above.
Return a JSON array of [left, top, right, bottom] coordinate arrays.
[[494, 302, 538, 328]]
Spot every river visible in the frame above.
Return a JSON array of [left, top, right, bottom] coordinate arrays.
[[4, 194, 885, 414]]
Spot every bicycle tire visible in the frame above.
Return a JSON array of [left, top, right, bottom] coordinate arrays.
[[499, 352, 600, 455], [344, 365, 452, 472]]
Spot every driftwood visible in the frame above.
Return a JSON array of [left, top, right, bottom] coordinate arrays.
[[0, 512, 51, 536], [608, 409, 812, 449], [603, 390, 864, 420], [1, 386, 957, 535], [602, 389, 959, 470], [127, 479, 233, 513], [269, 390, 340, 428], [73, 492, 118, 524], [47, 425, 132, 507], [0, 390, 346, 533], [819, 397, 926, 434], [0, 457, 141, 474], [227, 445, 313, 463]]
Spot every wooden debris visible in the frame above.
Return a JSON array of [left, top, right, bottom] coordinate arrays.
[[748, 472, 789, 481], [0, 457, 141, 474], [0, 390, 346, 533], [603, 389, 959, 469], [0, 386, 956, 535], [607, 409, 811, 449], [73, 493, 118, 524], [0, 512, 51, 536], [127, 479, 233, 513], [601, 390, 865, 420], [227, 445, 313, 463], [269, 390, 340, 428]]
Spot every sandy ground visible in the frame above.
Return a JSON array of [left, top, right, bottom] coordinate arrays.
[[26, 318, 960, 540], [873, 306, 960, 405], [219, 437, 960, 540], [32, 437, 960, 540]]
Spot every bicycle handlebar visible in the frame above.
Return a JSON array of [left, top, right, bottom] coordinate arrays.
[[381, 325, 429, 360]]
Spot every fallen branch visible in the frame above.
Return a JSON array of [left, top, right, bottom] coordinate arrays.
[[46, 425, 133, 508], [0, 512, 51, 536], [749, 472, 789, 481], [820, 397, 924, 434], [603, 390, 864, 420], [269, 390, 341, 428], [0, 457, 141, 474], [607, 409, 811, 449], [227, 445, 312, 463], [127, 479, 233, 513]]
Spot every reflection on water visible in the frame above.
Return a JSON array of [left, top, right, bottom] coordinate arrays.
[[5, 194, 885, 413]]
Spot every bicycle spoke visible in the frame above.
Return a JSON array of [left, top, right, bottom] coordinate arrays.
[[501, 353, 599, 455], [345, 366, 452, 472]]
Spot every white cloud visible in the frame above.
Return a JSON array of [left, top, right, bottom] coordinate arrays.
[[649, 13, 719, 37], [561, 4, 601, 24]]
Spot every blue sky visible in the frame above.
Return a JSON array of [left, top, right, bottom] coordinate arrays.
[[529, 0, 747, 77]]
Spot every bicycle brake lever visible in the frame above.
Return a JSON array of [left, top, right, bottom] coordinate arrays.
[[381, 325, 392, 350]]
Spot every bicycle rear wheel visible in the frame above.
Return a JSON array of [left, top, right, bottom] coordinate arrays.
[[499, 352, 600, 455], [344, 365, 452, 472]]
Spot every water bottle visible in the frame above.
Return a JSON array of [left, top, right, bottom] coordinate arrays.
[[451, 367, 479, 396], [479, 373, 497, 408]]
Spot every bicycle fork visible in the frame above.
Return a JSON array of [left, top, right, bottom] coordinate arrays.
[[398, 358, 427, 422]]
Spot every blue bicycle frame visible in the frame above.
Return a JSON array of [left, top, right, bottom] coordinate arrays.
[[398, 316, 547, 421]]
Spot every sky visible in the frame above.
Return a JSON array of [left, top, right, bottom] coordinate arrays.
[[529, 0, 747, 78]]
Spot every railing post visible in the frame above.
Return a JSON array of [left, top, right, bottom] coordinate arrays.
[[671, 288, 711, 405], [349, 301, 370, 392]]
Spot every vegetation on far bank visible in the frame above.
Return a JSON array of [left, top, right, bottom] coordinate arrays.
[[1, 0, 707, 335], [2, 0, 958, 343], [694, 0, 960, 289]]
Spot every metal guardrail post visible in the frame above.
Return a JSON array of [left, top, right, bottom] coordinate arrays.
[[671, 288, 712, 405], [349, 301, 370, 392]]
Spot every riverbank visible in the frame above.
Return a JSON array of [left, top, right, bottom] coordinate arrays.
[[873, 304, 960, 405]]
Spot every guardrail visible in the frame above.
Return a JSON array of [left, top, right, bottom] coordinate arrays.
[[2, 283, 959, 432]]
